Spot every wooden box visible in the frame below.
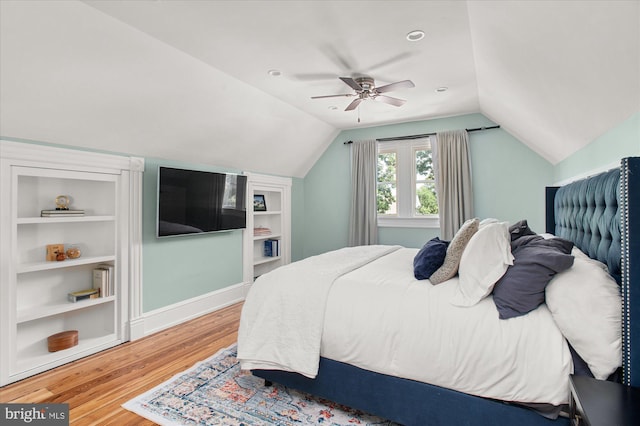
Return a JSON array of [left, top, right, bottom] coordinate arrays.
[[47, 330, 78, 352]]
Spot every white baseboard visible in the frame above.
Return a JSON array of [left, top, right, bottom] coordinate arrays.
[[129, 281, 251, 340]]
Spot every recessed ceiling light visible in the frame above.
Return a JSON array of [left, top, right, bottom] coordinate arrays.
[[406, 30, 425, 42], [435, 87, 448, 93], [267, 69, 282, 77]]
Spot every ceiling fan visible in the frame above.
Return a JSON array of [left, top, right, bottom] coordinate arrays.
[[311, 76, 415, 111]]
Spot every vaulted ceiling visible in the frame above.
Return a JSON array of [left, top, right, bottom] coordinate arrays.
[[0, 1, 638, 177]]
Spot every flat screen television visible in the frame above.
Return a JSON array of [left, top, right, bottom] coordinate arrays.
[[157, 166, 247, 237]]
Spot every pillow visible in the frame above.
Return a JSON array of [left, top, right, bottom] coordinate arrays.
[[508, 219, 536, 241], [492, 236, 575, 319], [545, 256, 621, 380], [429, 218, 480, 284], [413, 238, 449, 280], [450, 222, 514, 306]]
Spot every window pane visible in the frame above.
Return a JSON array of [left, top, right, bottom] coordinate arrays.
[[378, 182, 397, 214], [415, 149, 434, 181], [416, 182, 438, 215], [377, 151, 397, 214]]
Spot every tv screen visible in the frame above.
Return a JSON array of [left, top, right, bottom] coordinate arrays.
[[157, 167, 247, 237]]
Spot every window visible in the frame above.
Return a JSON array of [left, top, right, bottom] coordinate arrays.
[[377, 138, 439, 228]]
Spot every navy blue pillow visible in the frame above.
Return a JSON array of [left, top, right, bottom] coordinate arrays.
[[414, 238, 449, 280], [492, 237, 575, 319]]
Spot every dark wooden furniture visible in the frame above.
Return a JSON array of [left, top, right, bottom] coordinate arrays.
[[569, 375, 640, 426]]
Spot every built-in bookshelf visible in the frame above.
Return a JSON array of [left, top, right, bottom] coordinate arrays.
[[243, 173, 291, 281], [0, 140, 144, 386]]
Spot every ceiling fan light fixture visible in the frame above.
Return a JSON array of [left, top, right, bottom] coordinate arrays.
[[406, 30, 425, 42]]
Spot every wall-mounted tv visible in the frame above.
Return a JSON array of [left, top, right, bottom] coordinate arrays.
[[157, 166, 247, 237]]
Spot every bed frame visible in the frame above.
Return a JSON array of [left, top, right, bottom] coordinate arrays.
[[253, 157, 639, 426]]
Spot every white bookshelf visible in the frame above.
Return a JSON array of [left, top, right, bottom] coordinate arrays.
[[243, 173, 291, 281], [0, 140, 144, 386]]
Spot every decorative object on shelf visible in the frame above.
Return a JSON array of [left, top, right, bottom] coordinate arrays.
[[65, 245, 81, 259], [55, 195, 70, 210], [46, 244, 65, 261], [47, 330, 78, 352], [254, 226, 271, 236], [253, 194, 267, 211], [56, 252, 66, 261], [68, 288, 99, 302]]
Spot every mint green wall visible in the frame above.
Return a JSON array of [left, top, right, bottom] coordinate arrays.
[[470, 123, 553, 233], [290, 177, 305, 262], [302, 113, 553, 257], [553, 112, 640, 182], [142, 158, 244, 312]]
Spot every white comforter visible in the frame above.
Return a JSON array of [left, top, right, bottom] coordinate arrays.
[[239, 246, 573, 406], [237, 245, 401, 378]]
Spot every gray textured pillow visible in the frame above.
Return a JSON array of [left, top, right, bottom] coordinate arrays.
[[429, 218, 480, 284]]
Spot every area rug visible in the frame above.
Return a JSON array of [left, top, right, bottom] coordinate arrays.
[[123, 344, 397, 425]]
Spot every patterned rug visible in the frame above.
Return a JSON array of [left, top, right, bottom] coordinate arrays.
[[123, 344, 397, 425]]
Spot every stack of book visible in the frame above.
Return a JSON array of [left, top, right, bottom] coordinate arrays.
[[41, 209, 85, 217], [254, 227, 272, 237], [92, 264, 114, 297], [264, 239, 280, 257]]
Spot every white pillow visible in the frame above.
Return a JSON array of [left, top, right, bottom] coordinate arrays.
[[545, 256, 621, 379], [451, 222, 514, 307]]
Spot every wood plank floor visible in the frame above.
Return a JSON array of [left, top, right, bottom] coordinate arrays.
[[0, 302, 243, 425]]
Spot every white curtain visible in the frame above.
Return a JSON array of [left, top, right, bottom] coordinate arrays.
[[348, 139, 378, 246], [433, 130, 474, 240]]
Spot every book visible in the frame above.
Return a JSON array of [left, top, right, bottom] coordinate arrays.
[[41, 209, 85, 214], [41, 209, 85, 217], [264, 240, 274, 257], [68, 288, 99, 302], [41, 213, 85, 217], [92, 268, 109, 297]]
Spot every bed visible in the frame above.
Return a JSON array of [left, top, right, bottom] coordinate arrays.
[[237, 156, 639, 426]]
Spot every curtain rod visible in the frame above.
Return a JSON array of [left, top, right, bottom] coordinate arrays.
[[343, 125, 500, 144]]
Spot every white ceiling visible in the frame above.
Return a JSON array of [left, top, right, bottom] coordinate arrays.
[[1, 1, 638, 177]]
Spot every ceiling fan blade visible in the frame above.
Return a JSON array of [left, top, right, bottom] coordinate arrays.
[[345, 98, 363, 111], [311, 93, 355, 99], [375, 80, 415, 93], [374, 95, 406, 107], [340, 77, 364, 91]]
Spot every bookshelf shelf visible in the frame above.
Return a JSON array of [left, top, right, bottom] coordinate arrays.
[[254, 255, 282, 266], [17, 215, 116, 224], [253, 233, 282, 242], [17, 255, 116, 274], [17, 296, 116, 324], [253, 210, 282, 216]]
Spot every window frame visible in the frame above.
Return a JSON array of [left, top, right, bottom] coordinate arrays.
[[377, 138, 439, 229]]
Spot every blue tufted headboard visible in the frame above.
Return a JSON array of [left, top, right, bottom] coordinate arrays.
[[546, 157, 639, 387], [553, 168, 621, 283]]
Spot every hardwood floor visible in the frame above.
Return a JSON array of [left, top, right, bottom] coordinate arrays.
[[0, 302, 243, 425]]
